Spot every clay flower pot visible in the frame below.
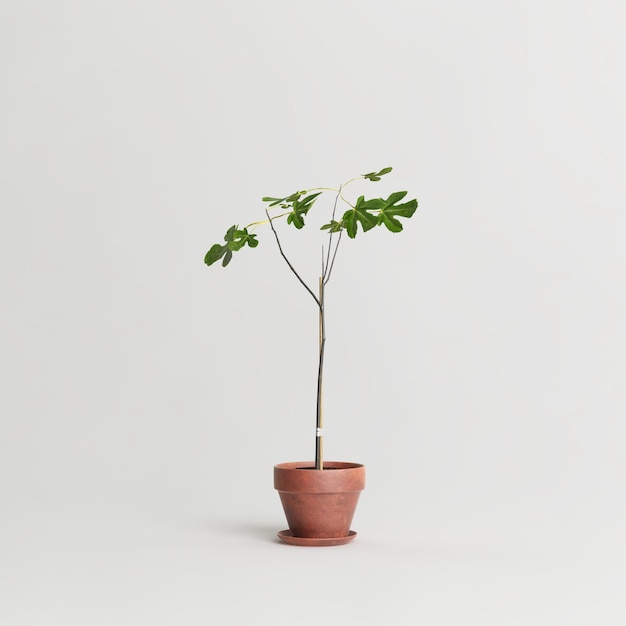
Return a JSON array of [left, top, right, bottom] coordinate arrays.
[[274, 461, 365, 546]]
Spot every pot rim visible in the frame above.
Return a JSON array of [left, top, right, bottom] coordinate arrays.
[[274, 461, 364, 471], [274, 461, 365, 493]]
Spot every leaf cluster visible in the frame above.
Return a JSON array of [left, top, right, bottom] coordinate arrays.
[[204, 166, 418, 268], [321, 191, 417, 239], [204, 225, 258, 267], [262, 192, 322, 229]]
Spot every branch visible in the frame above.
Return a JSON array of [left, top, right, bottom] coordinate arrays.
[[265, 209, 321, 307], [323, 186, 342, 282], [323, 228, 343, 285]]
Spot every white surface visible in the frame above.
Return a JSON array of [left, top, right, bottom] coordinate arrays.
[[1, 1, 625, 624]]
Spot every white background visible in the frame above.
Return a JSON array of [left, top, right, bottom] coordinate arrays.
[[1, 1, 625, 624]]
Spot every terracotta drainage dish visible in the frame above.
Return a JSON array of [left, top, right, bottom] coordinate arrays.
[[274, 461, 365, 546]]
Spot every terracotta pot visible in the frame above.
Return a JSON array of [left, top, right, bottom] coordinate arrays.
[[274, 461, 365, 545]]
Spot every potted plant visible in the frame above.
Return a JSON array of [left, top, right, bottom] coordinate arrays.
[[204, 167, 418, 545]]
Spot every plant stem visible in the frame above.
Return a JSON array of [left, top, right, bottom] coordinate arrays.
[[264, 182, 352, 470], [323, 229, 343, 286], [339, 176, 362, 207], [315, 276, 326, 470], [307, 186, 339, 193], [265, 208, 327, 469], [265, 209, 320, 307], [323, 186, 342, 281], [246, 211, 290, 230]]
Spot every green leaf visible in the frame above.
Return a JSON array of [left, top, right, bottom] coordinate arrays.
[[205, 225, 258, 268], [228, 229, 245, 251], [285, 192, 304, 203], [363, 166, 392, 182], [204, 243, 228, 266], [380, 213, 403, 232], [300, 192, 322, 206], [385, 190, 408, 204], [377, 191, 418, 232], [230, 228, 259, 250], [287, 212, 304, 229], [320, 219, 343, 233], [262, 196, 284, 206], [336, 189, 417, 238], [224, 225, 236, 241], [342, 196, 379, 238], [286, 192, 321, 229], [361, 197, 386, 210], [262, 191, 304, 207]]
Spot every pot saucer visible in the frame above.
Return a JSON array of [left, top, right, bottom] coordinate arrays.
[[277, 530, 357, 546]]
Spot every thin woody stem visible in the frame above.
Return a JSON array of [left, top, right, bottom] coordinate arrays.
[[265, 209, 320, 307], [264, 178, 360, 470], [323, 186, 342, 281], [323, 228, 343, 285], [315, 276, 325, 470]]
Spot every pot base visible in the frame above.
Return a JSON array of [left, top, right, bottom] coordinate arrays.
[[277, 530, 357, 546]]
